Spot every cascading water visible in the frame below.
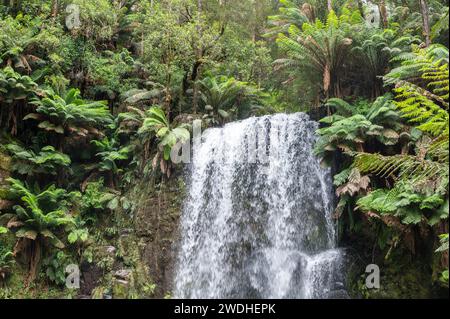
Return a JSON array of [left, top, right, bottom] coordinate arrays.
[[174, 113, 345, 299]]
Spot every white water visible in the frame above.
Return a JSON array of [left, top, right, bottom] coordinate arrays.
[[174, 113, 345, 299]]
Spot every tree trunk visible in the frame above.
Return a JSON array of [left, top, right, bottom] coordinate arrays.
[[327, 0, 333, 12], [27, 239, 41, 285], [419, 0, 432, 47], [192, 0, 203, 114], [51, 0, 58, 18], [378, 0, 388, 28]]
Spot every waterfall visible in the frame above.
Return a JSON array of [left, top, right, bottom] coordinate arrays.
[[174, 113, 345, 299]]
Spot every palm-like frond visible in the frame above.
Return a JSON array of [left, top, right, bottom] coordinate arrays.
[[27, 88, 112, 136], [4, 178, 75, 248], [6, 143, 71, 176], [91, 137, 131, 173], [266, 0, 310, 37], [354, 152, 449, 194], [356, 182, 448, 226], [351, 45, 449, 231], [275, 9, 360, 97], [315, 94, 402, 159]]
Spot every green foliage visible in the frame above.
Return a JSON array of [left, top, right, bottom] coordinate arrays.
[[6, 143, 71, 176], [275, 9, 360, 100], [0, 15, 40, 68], [0, 245, 14, 280], [198, 75, 262, 122], [266, 0, 310, 37], [85, 49, 137, 98], [385, 44, 449, 97], [78, 180, 121, 216], [436, 233, 449, 286], [67, 228, 89, 245], [356, 181, 448, 226], [440, 270, 449, 285], [91, 137, 131, 174], [122, 87, 165, 106], [316, 34, 449, 270], [0, 66, 38, 102], [390, 45, 449, 141], [27, 88, 112, 136], [138, 106, 190, 166], [41, 251, 73, 286], [315, 95, 402, 160], [0, 0, 448, 297], [431, 7, 449, 41], [65, 0, 121, 41], [355, 46, 449, 195], [351, 28, 420, 96], [2, 178, 75, 249], [354, 151, 449, 194], [436, 234, 449, 253], [0, 66, 39, 135]]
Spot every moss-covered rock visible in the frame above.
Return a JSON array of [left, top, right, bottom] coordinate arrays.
[[346, 246, 438, 299], [0, 150, 11, 172], [0, 149, 12, 205], [112, 279, 129, 299], [117, 174, 185, 298]]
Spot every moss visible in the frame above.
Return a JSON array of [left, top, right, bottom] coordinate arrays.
[[112, 279, 129, 299], [91, 286, 107, 299], [0, 151, 11, 172], [0, 150, 12, 201], [0, 265, 74, 299], [348, 248, 434, 299]]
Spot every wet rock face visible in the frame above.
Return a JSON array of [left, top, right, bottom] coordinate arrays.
[[129, 176, 185, 298], [80, 261, 103, 297]]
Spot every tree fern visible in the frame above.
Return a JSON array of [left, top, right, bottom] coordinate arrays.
[[1, 178, 76, 282], [27, 88, 112, 137], [315, 94, 402, 160], [356, 181, 448, 226], [6, 143, 71, 177], [138, 106, 190, 176], [351, 44, 449, 235], [275, 9, 359, 99], [354, 152, 449, 194]]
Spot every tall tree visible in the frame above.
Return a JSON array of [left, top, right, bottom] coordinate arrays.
[[419, 0, 432, 46], [192, 0, 203, 114]]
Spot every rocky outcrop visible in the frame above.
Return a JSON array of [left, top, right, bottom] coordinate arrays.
[[127, 175, 185, 298], [83, 174, 186, 299]]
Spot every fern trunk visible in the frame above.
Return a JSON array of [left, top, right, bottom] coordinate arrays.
[[26, 238, 41, 285]]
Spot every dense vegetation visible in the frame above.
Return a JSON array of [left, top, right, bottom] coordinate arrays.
[[0, 0, 448, 298]]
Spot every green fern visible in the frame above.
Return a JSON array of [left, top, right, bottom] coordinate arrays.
[[315, 94, 402, 160], [6, 143, 71, 176], [354, 152, 449, 194], [356, 182, 448, 226], [91, 137, 131, 174], [138, 106, 190, 176], [275, 9, 359, 98], [26, 88, 112, 137], [0, 178, 76, 282]]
